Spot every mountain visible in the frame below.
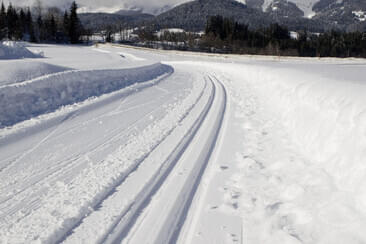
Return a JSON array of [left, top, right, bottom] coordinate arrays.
[[312, 0, 366, 31], [257, 0, 319, 17], [154, 0, 270, 31], [114, 9, 144, 16], [153, 0, 323, 32], [79, 0, 366, 33], [255, 0, 366, 30], [79, 12, 154, 31], [153, 0, 366, 32]]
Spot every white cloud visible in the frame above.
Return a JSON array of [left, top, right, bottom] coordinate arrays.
[[3, 0, 191, 14]]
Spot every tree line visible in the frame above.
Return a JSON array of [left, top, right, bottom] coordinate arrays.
[[0, 1, 83, 43], [203, 15, 366, 58]]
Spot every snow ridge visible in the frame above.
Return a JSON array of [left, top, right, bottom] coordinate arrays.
[[0, 63, 173, 127], [0, 41, 42, 59]]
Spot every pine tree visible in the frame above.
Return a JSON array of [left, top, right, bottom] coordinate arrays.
[[37, 14, 43, 41], [0, 2, 6, 39], [26, 8, 36, 42], [68, 1, 81, 44], [63, 10, 69, 35], [50, 15, 56, 39], [7, 3, 19, 40], [19, 9, 26, 36], [45, 14, 57, 41]]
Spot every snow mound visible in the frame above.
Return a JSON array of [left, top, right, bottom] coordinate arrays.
[[0, 61, 70, 87], [0, 41, 43, 59], [0, 63, 173, 127]]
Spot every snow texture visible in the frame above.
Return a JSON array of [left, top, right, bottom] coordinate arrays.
[[0, 41, 43, 59], [1, 43, 366, 244], [0, 61, 70, 87], [201, 61, 366, 244], [0, 63, 172, 127]]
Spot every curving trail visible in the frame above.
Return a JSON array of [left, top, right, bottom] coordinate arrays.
[[4, 43, 366, 244], [117, 75, 227, 244], [0, 44, 229, 244]]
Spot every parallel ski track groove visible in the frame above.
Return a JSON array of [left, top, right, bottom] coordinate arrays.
[[177, 74, 230, 244], [117, 74, 227, 244], [54, 76, 209, 244], [169, 75, 228, 244], [101, 76, 215, 244]]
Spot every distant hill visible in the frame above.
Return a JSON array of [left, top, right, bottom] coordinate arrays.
[[312, 0, 366, 31], [153, 0, 324, 32], [79, 0, 366, 32], [114, 9, 144, 16], [79, 12, 154, 31], [154, 0, 268, 31]]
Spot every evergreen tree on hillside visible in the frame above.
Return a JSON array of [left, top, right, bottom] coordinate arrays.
[[63, 10, 69, 34], [19, 9, 26, 34], [68, 1, 81, 43], [36, 14, 44, 41], [26, 8, 36, 42], [0, 2, 7, 39], [45, 14, 57, 41], [6, 3, 15, 39]]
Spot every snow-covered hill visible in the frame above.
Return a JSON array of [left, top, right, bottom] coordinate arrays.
[[261, 0, 319, 17]]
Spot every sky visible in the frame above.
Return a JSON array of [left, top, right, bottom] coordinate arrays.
[[3, 0, 192, 15]]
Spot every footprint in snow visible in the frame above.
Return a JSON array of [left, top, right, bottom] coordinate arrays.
[[209, 205, 219, 210], [220, 165, 229, 171]]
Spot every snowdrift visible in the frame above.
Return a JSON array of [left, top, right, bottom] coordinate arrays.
[[0, 61, 70, 87], [226, 62, 366, 243], [244, 65, 366, 190], [0, 63, 173, 127], [0, 41, 43, 59]]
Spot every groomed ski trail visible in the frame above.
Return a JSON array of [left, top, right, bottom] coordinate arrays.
[[116, 74, 227, 244]]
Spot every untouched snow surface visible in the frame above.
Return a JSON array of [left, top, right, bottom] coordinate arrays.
[[1, 43, 366, 244], [0, 61, 70, 87], [0, 41, 43, 59]]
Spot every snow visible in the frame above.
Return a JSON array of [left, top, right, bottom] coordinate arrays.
[[290, 31, 299, 40], [0, 63, 172, 127], [118, 52, 146, 61], [0, 71, 198, 244], [0, 61, 69, 87], [63, 66, 209, 244], [353, 10, 366, 22], [262, 0, 318, 17], [177, 59, 366, 244], [234, 0, 246, 4], [0, 41, 43, 59], [224, 62, 366, 244], [1, 42, 366, 244], [156, 28, 185, 38]]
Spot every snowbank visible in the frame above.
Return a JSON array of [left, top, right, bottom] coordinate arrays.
[[243, 65, 366, 194], [0, 63, 173, 127], [0, 41, 43, 59], [222, 62, 366, 243], [0, 61, 69, 87]]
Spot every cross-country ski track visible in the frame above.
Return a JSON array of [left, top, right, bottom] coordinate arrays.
[[0, 52, 229, 244], [2, 43, 366, 244]]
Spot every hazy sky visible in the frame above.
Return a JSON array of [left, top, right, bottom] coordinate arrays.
[[3, 0, 192, 14]]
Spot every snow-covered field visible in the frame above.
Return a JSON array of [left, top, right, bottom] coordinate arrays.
[[1, 41, 366, 244]]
